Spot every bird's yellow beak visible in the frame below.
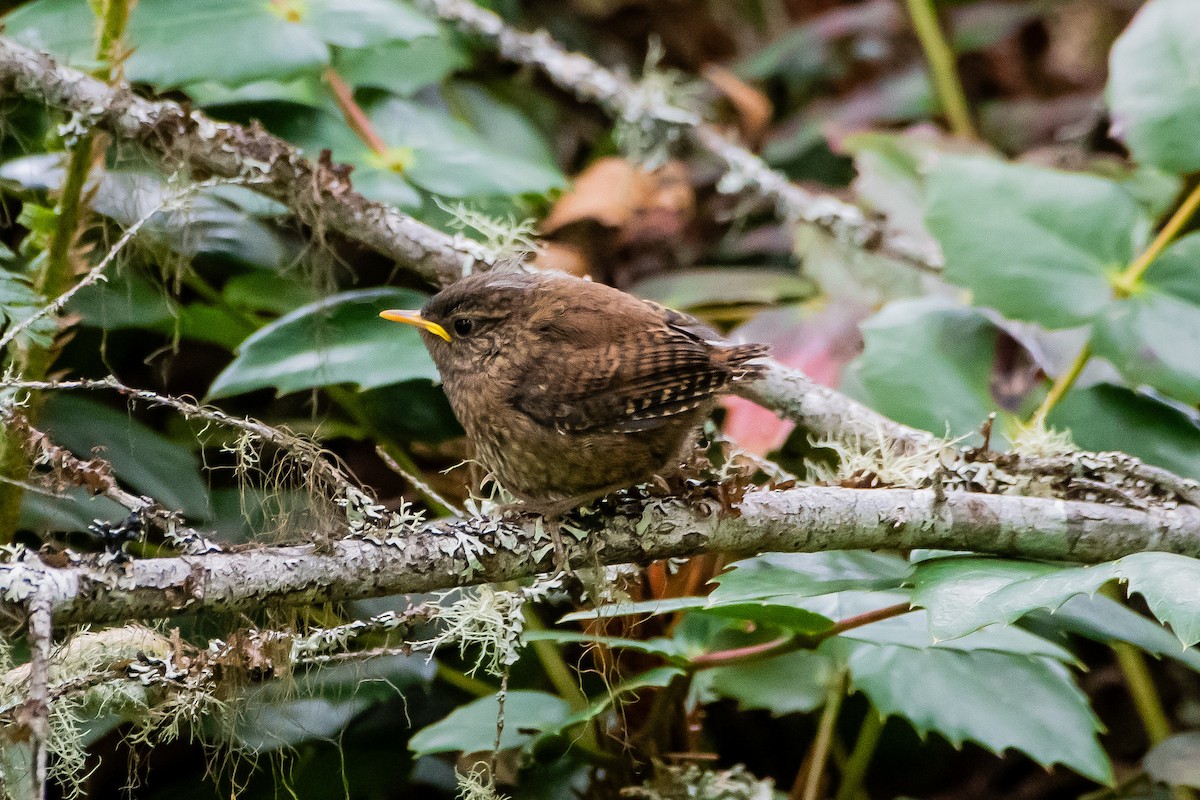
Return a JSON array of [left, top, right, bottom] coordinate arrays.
[[379, 309, 451, 342]]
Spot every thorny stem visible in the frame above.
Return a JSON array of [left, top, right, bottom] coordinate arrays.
[[794, 670, 848, 800], [835, 710, 884, 800], [904, 0, 977, 140], [1034, 180, 1200, 422]]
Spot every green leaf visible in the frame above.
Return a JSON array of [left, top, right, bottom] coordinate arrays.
[[335, 32, 469, 96], [702, 650, 836, 715], [208, 287, 437, 398], [709, 552, 912, 605], [366, 97, 565, 198], [630, 268, 812, 310], [222, 272, 322, 316], [1050, 383, 1200, 481], [835, 640, 1112, 784], [355, 381, 462, 443], [0, 268, 55, 348], [41, 395, 210, 519], [1026, 595, 1200, 673], [5, 0, 437, 89], [1144, 733, 1200, 788], [19, 487, 129, 534], [843, 299, 1002, 439], [559, 597, 710, 623], [233, 654, 432, 751], [925, 155, 1143, 328], [1092, 291, 1200, 405], [409, 691, 570, 757], [802, 590, 1073, 662], [1107, 0, 1200, 175], [521, 630, 687, 661], [67, 270, 177, 330], [1091, 233, 1200, 406], [911, 554, 1200, 647], [0, 156, 293, 269]]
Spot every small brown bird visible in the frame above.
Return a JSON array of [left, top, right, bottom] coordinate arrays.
[[381, 269, 768, 510]]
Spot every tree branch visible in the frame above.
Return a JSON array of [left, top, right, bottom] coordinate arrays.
[[415, 0, 944, 274], [6, 484, 1198, 625], [0, 35, 490, 287]]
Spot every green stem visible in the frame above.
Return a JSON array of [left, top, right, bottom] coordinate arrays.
[[1030, 342, 1091, 426], [94, 0, 131, 82], [905, 0, 977, 139], [435, 661, 497, 697], [1111, 640, 1172, 745], [521, 607, 588, 711], [794, 670, 848, 800], [835, 710, 884, 800], [1113, 181, 1200, 297]]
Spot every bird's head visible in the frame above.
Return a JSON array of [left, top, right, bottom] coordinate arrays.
[[380, 270, 552, 377]]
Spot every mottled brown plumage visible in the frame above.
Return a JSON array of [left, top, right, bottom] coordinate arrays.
[[382, 270, 768, 505]]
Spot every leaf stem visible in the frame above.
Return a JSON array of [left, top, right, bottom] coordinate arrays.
[[689, 603, 913, 670], [835, 710, 884, 800], [1030, 342, 1092, 426], [1113, 180, 1200, 297], [904, 0, 977, 139], [793, 670, 848, 800]]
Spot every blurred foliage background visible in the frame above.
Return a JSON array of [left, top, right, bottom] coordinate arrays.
[[1, 0, 1199, 798]]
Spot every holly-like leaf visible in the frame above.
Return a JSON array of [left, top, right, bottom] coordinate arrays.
[[912, 554, 1200, 647], [1107, 0, 1200, 175], [834, 640, 1112, 784], [208, 287, 437, 398], [702, 650, 837, 715], [1027, 595, 1200, 673], [1144, 733, 1200, 789], [709, 552, 912, 604], [925, 155, 1143, 329]]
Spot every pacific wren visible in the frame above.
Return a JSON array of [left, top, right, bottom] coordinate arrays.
[[381, 270, 768, 507]]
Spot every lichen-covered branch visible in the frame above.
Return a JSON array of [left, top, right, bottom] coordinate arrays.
[[0, 36, 490, 286], [4, 484, 1197, 625], [416, 0, 944, 274]]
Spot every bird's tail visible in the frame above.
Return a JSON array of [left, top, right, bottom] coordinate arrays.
[[721, 342, 770, 382]]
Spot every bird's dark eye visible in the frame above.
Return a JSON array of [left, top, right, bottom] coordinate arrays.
[[453, 318, 474, 336]]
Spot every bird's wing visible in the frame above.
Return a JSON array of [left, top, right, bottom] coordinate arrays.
[[509, 313, 739, 434]]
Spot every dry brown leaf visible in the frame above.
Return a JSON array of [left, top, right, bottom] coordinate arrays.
[[702, 63, 773, 144]]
